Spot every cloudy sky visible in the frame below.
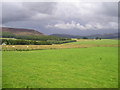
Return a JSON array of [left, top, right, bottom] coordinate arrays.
[[2, 2, 118, 35]]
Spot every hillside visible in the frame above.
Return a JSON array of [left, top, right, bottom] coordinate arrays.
[[1, 27, 44, 36], [51, 34, 82, 38], [51, 33, 119, 39], [88, 33, 119, 39], [1, 27, 76, 45]]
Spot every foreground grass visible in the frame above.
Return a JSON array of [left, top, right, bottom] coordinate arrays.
[[2, 47, 118, 88]]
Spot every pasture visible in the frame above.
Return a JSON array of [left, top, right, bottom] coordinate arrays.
[[66, 39, 118, 45], [2, 39, 119, 88]]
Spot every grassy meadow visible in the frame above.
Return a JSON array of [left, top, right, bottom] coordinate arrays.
[[66, 39, 118, 45], [2, 39, 119, 88]]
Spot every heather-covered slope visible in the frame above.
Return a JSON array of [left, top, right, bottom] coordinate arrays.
[[1, 27, 44, 36]]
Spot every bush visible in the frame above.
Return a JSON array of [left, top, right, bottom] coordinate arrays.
[[83, 37, 88, 39]]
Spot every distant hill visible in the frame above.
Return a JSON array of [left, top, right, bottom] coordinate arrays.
[[51, 33, 120, 39], [88, 33, 119, 39], [1, 27, 44, 36], [1, 27, 119, 39], [50, 34, 82, 38]]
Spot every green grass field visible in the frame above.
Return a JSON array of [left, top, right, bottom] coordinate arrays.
[[66, 39, 118, 45], [2, 39, 118, 88]]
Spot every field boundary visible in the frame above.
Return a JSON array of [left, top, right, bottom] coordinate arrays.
[[1, 44, 119, 51]]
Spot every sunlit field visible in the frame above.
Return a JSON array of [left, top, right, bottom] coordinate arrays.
[[66, 39, 118, 45], [2, 39, 118, 88]]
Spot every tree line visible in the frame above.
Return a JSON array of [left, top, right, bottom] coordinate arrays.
[[1, 39, 76, 45]]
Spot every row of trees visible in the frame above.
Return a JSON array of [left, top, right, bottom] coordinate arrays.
[[2, 39, 52, 45], [2, 39, 76, 45], [47, 40, 76, 44], [2, 32, 77, 45], [2, 32, 15, 38], [77, 37, 102, 40]]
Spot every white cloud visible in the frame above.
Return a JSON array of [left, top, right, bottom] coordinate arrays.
[[46, 21, 118, 30]]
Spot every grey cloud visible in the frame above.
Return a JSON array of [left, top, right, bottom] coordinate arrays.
[[22, 2, 57, 14], [0, 2, 2, 25], [51, 2, 117, 27], [2, 2, 57, 23], [2, 2, 118, 35], [101, 2, 118, 17], [45, 2, 118, 31], [2, 2, 31, 23]]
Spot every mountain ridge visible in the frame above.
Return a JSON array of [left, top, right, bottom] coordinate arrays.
[[51, 33, 119, 39], [1, 27, 44, 36]]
